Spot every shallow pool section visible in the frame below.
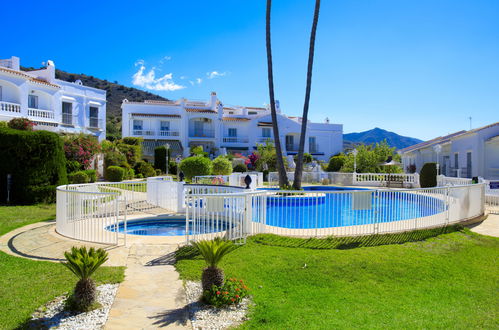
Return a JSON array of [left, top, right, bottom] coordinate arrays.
[[106, 216, 223, 236]]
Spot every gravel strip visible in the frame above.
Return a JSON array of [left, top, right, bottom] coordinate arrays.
[[185, 281, 251, 330], [29, 284, 119, 329]]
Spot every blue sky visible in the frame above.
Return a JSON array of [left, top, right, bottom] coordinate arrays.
[[2, 0, 498, 140]]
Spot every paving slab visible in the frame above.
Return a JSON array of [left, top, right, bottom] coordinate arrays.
[[469, 211, 499, 238]]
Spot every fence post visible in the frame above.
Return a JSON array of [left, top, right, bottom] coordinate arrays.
[[123, 196, 127, 247], [245, 193, 252, 240], [445, 186, 450, 225]]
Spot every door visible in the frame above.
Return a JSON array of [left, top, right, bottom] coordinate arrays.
[[194, 120, 203, 136], [62, 102, 72, 124], [466, 152, 472, 178], [286, 135, 294, 151]]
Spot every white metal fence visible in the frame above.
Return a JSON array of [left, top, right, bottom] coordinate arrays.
[[185, 184, 484, 241], [437, 175, 473, 186], [193, 172, 264, 189], [269, 172, 419, 188]]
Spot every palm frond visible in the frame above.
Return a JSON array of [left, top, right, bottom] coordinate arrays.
[[191, 238, 235, 267], [61, 246, 109, 280]]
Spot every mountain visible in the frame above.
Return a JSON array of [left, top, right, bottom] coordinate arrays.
[[22, 66, 169, 140], [343, 128, 423, 150]]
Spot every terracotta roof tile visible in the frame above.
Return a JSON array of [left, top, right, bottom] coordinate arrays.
[[0, 67, 60, 88], [222, 117, 250, 122], [131, 113, 181, 118], [185, 108, 216, 113]]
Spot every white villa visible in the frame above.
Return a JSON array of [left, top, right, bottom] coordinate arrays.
[[121, 92, 342, 161], [400, 122, 499, 180], [0, 56, 106, 141]]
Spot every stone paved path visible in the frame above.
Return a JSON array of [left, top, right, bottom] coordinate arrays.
[[469, 211, 499, 237], [105, 243, 190, 329]]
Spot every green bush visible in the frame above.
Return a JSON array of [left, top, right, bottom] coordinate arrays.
[[8, 117, 36, 131], [294, 153, 313, 164], [202, 278, 250, 307], [190, 145, 208, 157], [83, 169, 97, 183], [233, 163, 247, 173], [0, 127, 67, 204], [134, 161, 156, 178], [66, 160, 82, 173], [169, 161, 178, 175], [420, 162, 437, 188], [68, 171, 90, 184], [124, 167, 135, 180], [212, 157, 233, 175], [106, 166, 125, 182], [327, 154, 346, 172], [116, 142, 141, 167], [179, 156, 213, 180], [121, 137, 142, 145], [154, 146, 167, 173]]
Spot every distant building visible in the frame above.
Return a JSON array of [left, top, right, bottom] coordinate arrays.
[[121, 92, 342, 161], [399, 122, 499, 180], [0, 56, 106, 141]]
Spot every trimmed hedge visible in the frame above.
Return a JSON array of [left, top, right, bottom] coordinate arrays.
[[106, 166, 125, 182], [154, 146, 167, 173], [212, 157, 233, 175], [169, 161, 178, 175], [179, 156, 212, 180], [420, 162, 437, 188], [327, 154, 346, 172], [0, 127, 67, 204], [135, 161, 156, 178], [68, 171, 90, 184], [83, 169, 97, 183], [233, 163, 247, 173]]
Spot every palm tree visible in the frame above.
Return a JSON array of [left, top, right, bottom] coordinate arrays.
[[62, 246, 109, 311], [266, 0, 289, 188], [191, 238, 236, 292], [293, 0, 321, 190]]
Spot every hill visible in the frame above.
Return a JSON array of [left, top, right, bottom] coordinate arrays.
[[344, 128, 423, 150], [22, 66, 169, 140]]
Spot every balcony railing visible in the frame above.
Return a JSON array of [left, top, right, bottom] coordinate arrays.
[[0, 59, 13, 69], [28, 108, 55, 120], [257, 137, 274, 144], [133, 129, 155, 136], [0, 101, 21, 114], [222, 136, 249, 144], [189, 129, 215, 138], [159, 130, 180, 137]]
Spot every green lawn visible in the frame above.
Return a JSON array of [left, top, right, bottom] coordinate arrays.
[[176, 229, 499, 329], [0, 204, 125, 329]]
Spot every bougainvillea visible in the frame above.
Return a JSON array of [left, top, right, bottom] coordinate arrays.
[[8, 117, 36, 131], [245, 152, 260, 170], [63, 134, 101, 170]]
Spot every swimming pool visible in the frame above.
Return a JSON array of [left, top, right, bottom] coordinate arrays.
[[106, 216, 224, 236]]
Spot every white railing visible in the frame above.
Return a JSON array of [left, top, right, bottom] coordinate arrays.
[[159, 130, 180, 137], [185, 184, 484, 242], [0, 59, 13, 68], [193, 173, 264, 189], [222, 136, 249, 143], [437, 175, 473, 186], [268, 172, 419, 188], [0, 101, 21, 113], [28, 108, 55, 120], [480, 178, 499, 214], [133, 129, 155, 136], [189, 129, 215, 138]]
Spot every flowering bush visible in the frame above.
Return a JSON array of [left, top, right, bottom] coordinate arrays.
[[63, 135, 101, 170], [245, 152, 260, 170], [8, 117, 36, 131], [202, 278, 249, 307]]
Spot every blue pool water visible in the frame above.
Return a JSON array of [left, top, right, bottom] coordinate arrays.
[[107, 216, 222, 236], [106, 186, 445, 235]]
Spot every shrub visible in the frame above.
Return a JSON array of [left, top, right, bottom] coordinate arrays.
[[169, 161, 178, 175], [0, 121, 7, 128], [190, 145, 208, 157], [233, 163, 247, 173], [121, 137, 142, 145], [68, 171, 90, 184], [212, 156, 233, 175], [154, 146, 167, 173], [294, 153, 313, 164], [0, 127, 67, 204], [125, 167, 135, 180], [8, 117, 36, 131], [321, 178, 330, 185], [134, 161, 156, 178], [66, 160, 82, 173], [63, 134, 101, 170], [106, 166, 125, 182], [202, 278, 250, 307], [179, 156, 212, 180], [116, 141, 141, 167], [327, 154, 346, 172], [62, 247, 109, 312], [83, 169, 97, 183], [420, 162, 437, 188]]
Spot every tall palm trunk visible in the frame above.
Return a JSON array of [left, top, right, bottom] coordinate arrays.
[[266, 0, 289, 188], [293, 0, 321, 190]]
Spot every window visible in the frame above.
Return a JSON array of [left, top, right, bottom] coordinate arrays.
[[466, 152, 472, 178], [309, 136, 317, 152], [248, 111, 257, 115], [89, 106, 99, 127], [286, 135, 294, 150], [262, 127, 271, 137], [0, 86, 2, 101], [160, 121, 170, 131], [28, 95, 38, 109], [454, 153, 459, 168], [133, 120, 143, 132], [228, 128, 237, 137], [62, 102, 72, 125]]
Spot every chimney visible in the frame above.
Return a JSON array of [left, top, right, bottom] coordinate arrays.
[[45, 60, 56, 83], [210, 91, 218, 109], [10, 56, 20, 71], [275, 100, 281, 114]]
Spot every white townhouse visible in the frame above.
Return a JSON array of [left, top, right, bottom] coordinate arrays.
[[121, 92, 342, 161], [400, 122, 499, 180], [0, 56, 106, 141]]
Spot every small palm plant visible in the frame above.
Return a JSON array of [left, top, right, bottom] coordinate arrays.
[[191, 238, 236, 292], [62, 246, 109, 312]]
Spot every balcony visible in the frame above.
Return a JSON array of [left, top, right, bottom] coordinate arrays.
[[28, 108, 55, 121], [256, 137, 274, 144], [189, 129, 215, 138], [133, 129, 155, 136], [159, 130, 180, 137], [0, 101, 21, 114], [132, 129, 180, 138], [222, 136, 249, 144]]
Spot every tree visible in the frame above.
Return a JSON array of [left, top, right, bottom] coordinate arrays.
[[266, 0, 289, 188], [293, 0, 321, 190]]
